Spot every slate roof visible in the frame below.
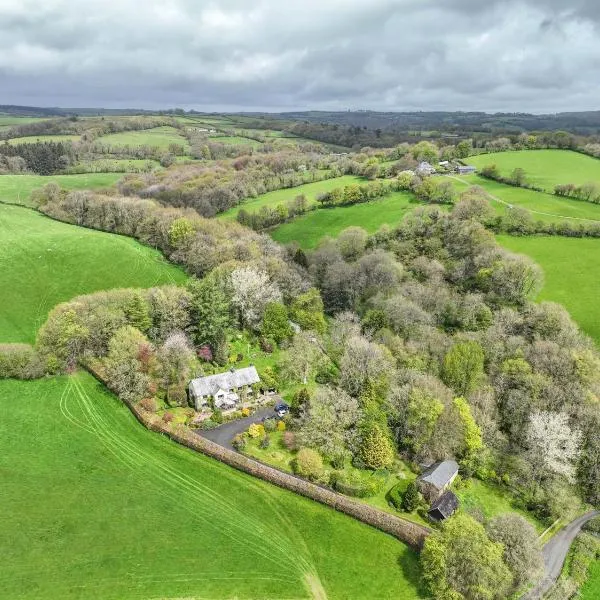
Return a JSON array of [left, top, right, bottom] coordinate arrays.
[[428, 490, 459, 520], [419, 460, 459, 490], [189, 366, 260, 398]]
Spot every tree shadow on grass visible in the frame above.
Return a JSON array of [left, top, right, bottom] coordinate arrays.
[[397, 548, 428, 598]]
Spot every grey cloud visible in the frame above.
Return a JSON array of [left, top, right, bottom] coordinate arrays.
[[0, 0, 599, 112]]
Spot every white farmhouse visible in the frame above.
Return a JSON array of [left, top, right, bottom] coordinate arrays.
[[189, 366, 261, 411], [416, 161, 437, 176]]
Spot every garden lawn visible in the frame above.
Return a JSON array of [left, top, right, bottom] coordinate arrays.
[[497, 235, 600, 345], [0, 172, 123, 207], [454, 480, 544, 532], [581, 560, 600, 599], [0, 373, 424, 600], [6, 134, 80, 145], [467, 150, 600, 191], [96, 126, 189, 151], [220, 175, 364, 220], [446, 174, 600, 223], [271, 191, 419, 249], [0, 204, 186, 343]]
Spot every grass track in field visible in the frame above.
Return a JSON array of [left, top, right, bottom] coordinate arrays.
[[220, 175, 364, 220], [0, 173, 123, 206], [95, 126, 189, 151], [0, 204, 186, 343], [497, 234, 600, 345], [447, 174, 600, 223], [271, 191, 419, 249], [0, 373, 424, 600], [467, 150, 600, 191]]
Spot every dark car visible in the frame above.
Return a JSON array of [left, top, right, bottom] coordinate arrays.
[[274, 402, 289, 418]]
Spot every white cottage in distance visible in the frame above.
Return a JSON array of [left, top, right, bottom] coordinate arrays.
[[189, 366, 261, 411]]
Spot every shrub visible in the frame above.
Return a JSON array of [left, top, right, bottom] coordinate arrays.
[[241, 407, 251, 417], [162, 412, 174, 423], [359, 423, 395, 469], [197, 344, 213, 362], [259, 435, 271, 449], [248, 423, 265, 439], [0, 344, 43, 379], [259, 337, 274, 353], [282, 430, 296, 450], [388, 482, 405, 510], [211, 409, 223, 424], [166, 384, 187, 407], [139, 397, 158, 412], [582, 517, 600, 535], [332, 471, 385, 498], [293, 448, 324, 481], [232, 434, 247, 451], [402, 481, 421, 511], [276, 420, 286, 432], [198, 419, 218, 430], [263, 418, 277, 432]]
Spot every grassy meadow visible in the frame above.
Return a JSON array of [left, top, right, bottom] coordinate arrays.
[[271, 191, 419, 249], [0, 204, 186, 343], [497, 235, 600, 345], [581, 561, 600, 599], [0, 173, 123, 207], [210, 135, 263, 147], [467, 150, 600, 191], [448, 174, 600, 223], [220, 174, 363, 220], [96, 126, 189, 150], [0, 115, 50, 126], [0, 373, 424, 600]]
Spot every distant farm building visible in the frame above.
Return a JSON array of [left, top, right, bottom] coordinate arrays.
[[417, 460, 459, 503], [189, 366, 260, 411], [456, 165, 476, 175], [416, 161, 436, 176], [428, 490, 459, 522]]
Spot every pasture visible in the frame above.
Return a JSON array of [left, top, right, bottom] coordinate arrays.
[[0, 204, 186, 343], [5, 134, 80, 145], [581, 561, 600, 599], [271, 191, 418, 249], [0, 115, 50, 126], [497, 235, 600, 345], [467, 150, 600, 191], [209, 135, 263, 147], [0, 373, 424, 600], [95, 126, 189, 151], [448, 174, 600, 223], [220, 174, 363, 220], [0, 173, 123, 207]]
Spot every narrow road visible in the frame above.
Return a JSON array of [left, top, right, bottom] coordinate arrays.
[[523, 510, 600, 599], [194, 407, 274, 449]]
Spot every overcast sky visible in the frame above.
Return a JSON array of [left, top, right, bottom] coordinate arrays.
[[1, 0, 599, 113]]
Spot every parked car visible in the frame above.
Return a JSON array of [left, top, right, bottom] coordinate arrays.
[[274, 402, 289, 418]]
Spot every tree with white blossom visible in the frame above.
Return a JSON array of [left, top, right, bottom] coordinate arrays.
[[230, 266, 281, 330]]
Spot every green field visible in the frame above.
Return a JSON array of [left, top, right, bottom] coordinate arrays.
[[0, 116, 50, 126], [0, 204, 186, 343], [0, 173, 123, 207], [209, 135, 263, 147], [448, 174, 600, 223], [581, 560, 600, 599], [0, 373, 423, 600], [467, 150, 600, 191], [5, 134, 80, 145], [220, 175, 363, 220], [271, 191, 419, 249], [96, 126, 189, 151], [498, 235, 600, 344]]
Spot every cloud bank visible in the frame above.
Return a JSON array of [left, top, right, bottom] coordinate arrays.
[[0, 0, 599, 112]]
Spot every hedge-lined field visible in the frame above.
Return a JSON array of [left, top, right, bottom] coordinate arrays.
[[0, 204, 186, 343], [271, 191, 419, 249], [0, 172, 123, 206], [448, 174, 600, 223], [0, 373, 424, 600], [497, 235, 600, 345], [220, 174, 363, 220], [95, 126, 189, 150], [6, 134, 80, 145], [467, 150, 600, 191]]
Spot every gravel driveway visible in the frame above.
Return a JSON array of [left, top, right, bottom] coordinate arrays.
[[523, 510, 600, 599], [194, 407, 275, 450]]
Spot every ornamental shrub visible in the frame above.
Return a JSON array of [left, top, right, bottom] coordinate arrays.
[[402, 481, 421, 512], [259, 435, 271, 449], [276, 420, 286, 432], [232, 434, 247, 451], [248, 423, 265, 439], [263, 418, 277, 432], [293, 448, 324, 481]]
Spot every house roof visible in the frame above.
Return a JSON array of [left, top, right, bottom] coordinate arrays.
[[189, 366, 260, 398], [428, 490, 459, 519], [419, 460, 459, 490]]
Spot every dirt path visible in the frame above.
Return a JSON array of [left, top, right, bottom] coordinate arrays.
[[523, 510, 600, 599]]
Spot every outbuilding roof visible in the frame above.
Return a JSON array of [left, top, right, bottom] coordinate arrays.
[[419, 460, 459, 490], [189, 366, 260, 398], [428, 490, 459, 521]]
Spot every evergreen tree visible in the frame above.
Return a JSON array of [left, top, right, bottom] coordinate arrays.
[[125, 293, 152, 332], [187, 275, 231, 347], [261, 302, 292, 344]]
